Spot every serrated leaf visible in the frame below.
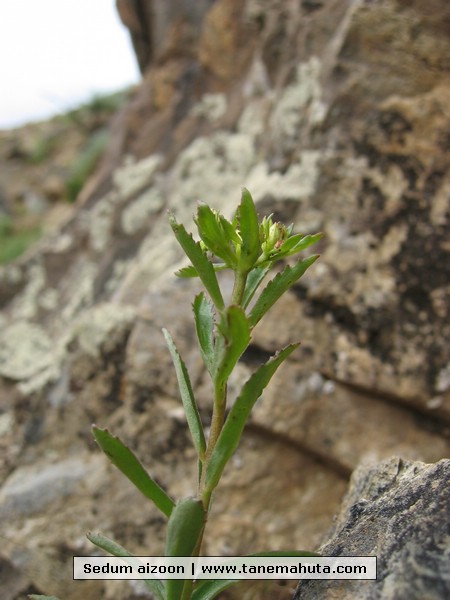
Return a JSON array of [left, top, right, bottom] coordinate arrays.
[[242, 265, 270, 309], [193, 293, 215, 376], [165, 498, 206, 600], [237, 188, 260, 271], [275, 233, 304, 255], [176, 263, 230, 278], [87, 531, 165, 600], [92, 426, 175, 517], [195, 204, 237, 267], [163, 329, 206, 459], [249, 255, 319, 327], [219, 214, 241, 248], [205, 343, 299, 493], [282, 232, 323, 258], [170, 214, 224, 310], [214, 306, 251, 391], [176, 264, 199, 277]]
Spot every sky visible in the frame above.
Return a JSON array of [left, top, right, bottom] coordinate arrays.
[[0, 0, 140, 129]]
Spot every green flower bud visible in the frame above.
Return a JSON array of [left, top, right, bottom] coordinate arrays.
[[260, 216, 289, 256]]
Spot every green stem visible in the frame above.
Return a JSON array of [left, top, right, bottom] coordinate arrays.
[[210, 383, 227, 449], [180, 577, 195, 600], [231, 270, 248, 306], [199, 382, 226, 503], [189, 270, 250, 598]]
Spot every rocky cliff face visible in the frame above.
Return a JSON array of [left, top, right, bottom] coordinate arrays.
[[0, 1, 449, 599], [0, 90, 130, 264], [294, 457, 450, 600]]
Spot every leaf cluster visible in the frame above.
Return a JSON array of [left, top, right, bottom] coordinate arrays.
[[173, 188, 322, 284]]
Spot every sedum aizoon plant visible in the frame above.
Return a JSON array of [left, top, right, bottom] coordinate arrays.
[[32, 188, 322, 600]]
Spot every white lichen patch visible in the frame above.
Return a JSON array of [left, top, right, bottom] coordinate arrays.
[[142, 233, 181, 284], [121, 187, 164, 235], [430, 179, 450, 227], [169, 132, 255, 216], [352, 267, 397, 309], [86, 198, 116, 253], [270, 57, 326, 138], [0, 263, 22, 286], [112, 229, 183, 304], [242, 56, 270, 98], [378, 223, 408, 263], [0, 302, 135, 395], [0, 412, 13, 437], [11, 263, 46, 321], [72, 303, 136, 359], [191, 93, 227, 122], [61, 260, 97, 322], [247, 150, 321, 201], [435, 364, 450, 393], [238, 98, 268, 137], [104, 259, 132, 295], [44, 232, 74, 253], [38, 287, 60, 311], [0, 321, 54, 381], [113, 154, 163, 198], [18, 359, 65, 395], [367, 165, 408, 216]]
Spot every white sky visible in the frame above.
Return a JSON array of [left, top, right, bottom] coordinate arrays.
[[0, 0, 140, 128]]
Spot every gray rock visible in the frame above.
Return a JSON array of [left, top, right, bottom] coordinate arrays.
[[294, 458, 450, 600], [0, 455, 103, 519]]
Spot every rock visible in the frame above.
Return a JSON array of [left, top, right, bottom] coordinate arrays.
[[294, 458, 450, 600], [117, 0, 216, 72], [0, 455, 103, 519], [0, 92, 129, 266], [0, 321, 55, 381], [0, 555, 32, 600]]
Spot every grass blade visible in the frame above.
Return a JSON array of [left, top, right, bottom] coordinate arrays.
[[92, 426, 175, 517], [163, 329, 207, 459], [87, 531, 165, 600], [170, 214, 225, 310], [205, 343, 299, 493], [249, 255, 319, 327]]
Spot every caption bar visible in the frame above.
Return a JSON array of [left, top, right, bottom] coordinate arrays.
[[74, 556, 376, 580]]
